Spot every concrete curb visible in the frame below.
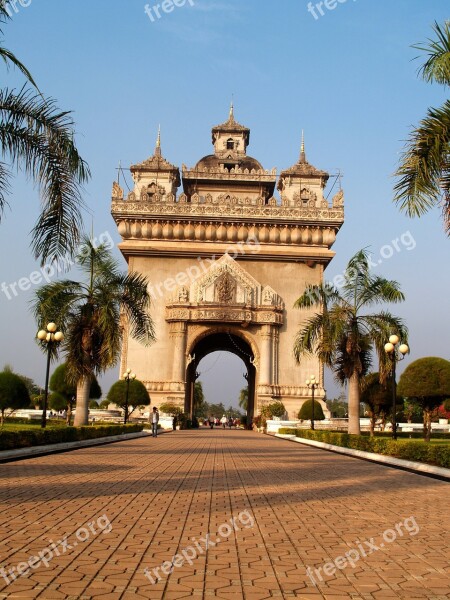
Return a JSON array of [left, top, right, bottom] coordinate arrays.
[[274, 433, 450, 481], [0, 430, 162, 463]]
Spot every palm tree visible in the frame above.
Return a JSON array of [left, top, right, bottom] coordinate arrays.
[[0, 3, 90, 264], [293, 249, 407, 435], [394, 21, 450, 234], [33, 236, 155, 426], [238, 387, 248, 412]]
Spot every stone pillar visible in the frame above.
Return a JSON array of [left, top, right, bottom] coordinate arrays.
[[260, 325, 273, 385], [170, 322, 187, 382]]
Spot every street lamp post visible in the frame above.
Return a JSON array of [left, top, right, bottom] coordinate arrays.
[[123, 368, 136, 424], [306, 375, 319, 430], [37, 323, 64, 428], [384, 335, 409, 441]]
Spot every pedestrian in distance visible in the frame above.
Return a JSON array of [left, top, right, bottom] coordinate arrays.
[[151, 406, 159, 437], [221, 415, 227, 429], [228, 416, 233, 429], [209, 416, 214, 429]]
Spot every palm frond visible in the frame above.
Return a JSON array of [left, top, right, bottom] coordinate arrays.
[[294, 282, 340, 310], [393, 99, 450, 233], [357, 275, 406, 308], [0, 87, 90, 263], [0, 47, 38, 89], [413, 21, 450, 85]]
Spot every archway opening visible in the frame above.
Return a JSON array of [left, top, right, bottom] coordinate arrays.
[[185, 332, 256, 428]]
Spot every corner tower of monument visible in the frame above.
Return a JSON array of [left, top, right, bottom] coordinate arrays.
[[111, 109, 344, 421]]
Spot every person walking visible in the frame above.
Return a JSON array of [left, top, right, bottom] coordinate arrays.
[[208, 416, 214, 429], [220, 415, 227, 429], [151, 406, 159, 437]]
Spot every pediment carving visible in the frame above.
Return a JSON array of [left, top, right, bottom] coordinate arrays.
[[191, 254, 259, 305], [166, 254, 284, 326]]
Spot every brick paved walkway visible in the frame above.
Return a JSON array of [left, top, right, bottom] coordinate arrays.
[[0, 429, 448, 599]]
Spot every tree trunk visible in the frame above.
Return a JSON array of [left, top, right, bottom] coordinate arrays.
[[348, 372, 361, 435], [1, 409, 4, 426], [74, 377, 91, 426], [423, 409, 431, 442], [369, 414, 375, 437]]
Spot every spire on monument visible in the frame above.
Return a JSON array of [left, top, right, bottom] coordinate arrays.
[[155, 125, 161, 156], [300, 130, 306, 164], [229, 99, 235, 122]]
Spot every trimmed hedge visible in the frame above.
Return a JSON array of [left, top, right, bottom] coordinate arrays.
[[0, 424, 143, 451], [360, 430, 450, 440], [278, 429, 450, 469]]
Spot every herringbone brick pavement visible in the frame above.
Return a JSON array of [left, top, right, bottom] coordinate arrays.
[[0, 429, 448, 599]]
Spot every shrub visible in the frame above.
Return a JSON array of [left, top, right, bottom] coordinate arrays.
[[291, 429, 450, 468], [266, 401, 286, 418], [278, 427, 296, 435], [0, 423, 143, 451], [298, 399, 325, 421]]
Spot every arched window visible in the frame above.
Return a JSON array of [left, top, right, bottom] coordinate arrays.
[[226, 138, 234, 150]]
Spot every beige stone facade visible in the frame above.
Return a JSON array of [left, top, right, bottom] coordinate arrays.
[[111, 109, 344, 421]]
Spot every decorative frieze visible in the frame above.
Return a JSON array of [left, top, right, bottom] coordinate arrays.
[[166, 306, 283, 326]]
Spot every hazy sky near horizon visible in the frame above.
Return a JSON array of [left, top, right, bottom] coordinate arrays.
[[0, 0, 449, 408]]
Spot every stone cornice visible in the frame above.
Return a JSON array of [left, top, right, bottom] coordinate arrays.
[[111, 200, 344, 225], [116, 241, 337, 265]]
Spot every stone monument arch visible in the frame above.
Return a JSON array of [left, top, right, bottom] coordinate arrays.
[[111, 109, 344, 420]]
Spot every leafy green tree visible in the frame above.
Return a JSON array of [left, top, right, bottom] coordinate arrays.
[[33, 236, 154, 426], [394, 21, 450, 234], [238, 387, 248, 411], [294, 249, 407, 435], [298, 399, 325, 421], [204, 402, 226, 419], [0, 3, 90, 264], [398, 357, 450, 441], [49, 363, 101, 424], [2, 364, 41, 401], [0, 371, 30, 424], [360, 372, 393, 436], [89, 400, 99, 409], [48, 392, 67, 412], [159, 402, 183, 416], [107, 379, 150, 421], [326, 397, 348, 418], [99, 399, 110, 409], [397, 399, 423, 424], [193, 381, 206, 417]]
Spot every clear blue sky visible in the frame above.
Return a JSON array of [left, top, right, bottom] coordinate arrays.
[[0, 0, 448, 407]]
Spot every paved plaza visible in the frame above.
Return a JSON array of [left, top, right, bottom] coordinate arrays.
[[0, 429, 448, 599]]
